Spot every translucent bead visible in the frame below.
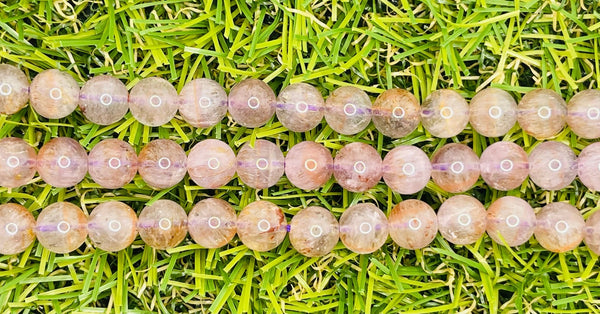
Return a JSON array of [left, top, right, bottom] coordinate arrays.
[[324, 86, 371, 135], [35, 202, 88, 254], [284, 141, 333, 190], [371, 88, 420, 138], [584, 210, 600, 255], [30, 69, 80, 119], [577, 143, 600, 191], [479, 141, 528, 191], [0, 64, 29, 115], [88, 139, 137, 189], [333, 142, 382, 192], [236, 140, 284, 189], [289, 206, 339, 257], [437, 195, 486, 245], [137, 200, 188, 250], [486, 196, 535, 246], [528, 141, 576, 190], [469, 87, 517, 137], [228, 78, 276, 128], [236, 200, 287, 252], [138, 139, 187, 189], [276, 83, 324, 132], [187, 139, 236, 189], [517, 88, 567, 139], [566, 89, 600, 139], [430, 143, 480, 193], [382, 145, 431, 195], [179, 78, 228, 128], [339, 203, 388, 254], [37, 137, 88, 188], [188, 198, 237, 248], [88, 201, 137, 252], [129, 77, 178, 126], [79, 75, 129, 125], [534, 202, 584, 253], [421, 89, 469, 138], [0, 137, 36, 188], [388, 200, 437, 249], [0, 203, 36, 255]]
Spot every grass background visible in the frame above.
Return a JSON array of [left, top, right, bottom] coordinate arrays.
[[1, 0, 600, 313]]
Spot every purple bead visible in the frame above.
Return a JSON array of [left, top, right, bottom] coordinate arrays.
[[333, 142, 382, 192], [584, 210, 600, 255], [88, 139, 138, 189], [228, 78, 276, 128], [577, 143, 600, 191], [486, 196, 535, 247], [479, 141, 528, 191], [236, 140, 284, 189], [179, 78, 228, 128], [382, 145, 431, 195], [37, 137, 88, 188], [0, 137, 37, 188], [430, 143, 479, 193], [528, 141, 576, 190]]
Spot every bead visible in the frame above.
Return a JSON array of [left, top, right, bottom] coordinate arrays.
[[188, 198, 237, 248], [30, 69, 80, 119], [228, 78, 276, 128], [517, 88, 567, 139], [534, 202, 584, 253], [129, 77, 178, 126], [0, 203, 36, 255], [88, 139, 137, 189], [0, 64, 29, 114], [566, 89, 600, 139], [437, 195, 486, 245], [289, 206, 339, 257], [324, 86, 371, 135], [37, 137, 88, 188], [421, 89, 469, 138], [430, 143, 480, 193], [371, 88, 420, 138], [179, 78, 228, 128], [79, 75, 129, 125], [382, 145, 431, 195], [528, 141, 576, 190], [486, 196, 535, 246], [577, 143, 600, 191], [137, 200, 188, 250], [284, 141, 333, 190], [187, 139, 236, 189], [276, 83, 324, 132], [388, 200, 437, 249], [236, 200, 287, 252], [35, 202, 88, 254], [333, 142, 382, 192], [469, 87, 517, 137], [479, 141, 528, 191], [584, 210, 600, 255], [0, 137, 36, 188], [138, 139, 187, 189], [339, 203, 388, 254], [236, 140, 285, 189], [88, 201, 137, 252]]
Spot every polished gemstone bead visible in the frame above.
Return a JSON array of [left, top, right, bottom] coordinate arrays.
[[284, 141, 333, 190], [388, 200, 437, 249], [129, 77, 178, 126], [437, 195, 486, 245], [584, 210, 600, 255], [35, 202, 88, 254], [371, 88, 420, 138], [479, 141, 528, 191], [0, 203, 36, 255], [324, 86, 372, 135], [528, 141, 576, 190], [228, 78, 276, 128], [289, 206, 339, 257], [236, 140, 284, 189], [0, 64, 29, 114], [339, 203, 388, 254], [79, 75, 129, 125], [138, 139, 187, 189], [30, 69, 80, 119], [567, 89, 600, 139], [179, 78, 228, 128], [88, 201, 137, 252], [0, 137, 36, 188], [517, 88, 567, 139], [236, 200, 287, 252], [333, 142, 382, 192], [577, 143, 600, 191], [88, 139, 137, 189], [276, 83, 324, 132], [187, 139, 236, 189], [534, 202, 584, 253], [188, 198, 237, 248], [486, 196, 535, 246], [469, 87, 517, 137], [37, 137, 88, 188], [430, 143, 480, 193], [382, 145, 431, 195], [137, 200, 188, 250], [421, 89, 469, 138]]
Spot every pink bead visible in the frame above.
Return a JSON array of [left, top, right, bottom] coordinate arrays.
[[188, 198, 237, 248], [382, 145, 431, 195], [137, 200, 188, 250], [339, 203, 388, 254], [0, 137, 36, 188], [88, 139, 137, 189], [79, 75, 129, 125], [534, 202, 584, 253], [324, 86, 372, 135], [371, 88, 420, 138], [388, 200, 437, 249], [284, 141, 333, 190], [88, 201, 137, 252], [437, 195, 486, 245], [479, 141, 528, 191], [228, 78, 276, 128], [187, 139, 236, 189], [37, 137, 88, 188], [421, 89, 469, 138], [35, 202, 88, 254], [179, 78, 228, 128], [236, 140, 284, 189], [30, 69, 80, 119], [577, 143, 600, 191], [289, 206, 339, 257], [469, 87, 517, 137], [138, 139, 187, 189], [528, 141, 576, 190], [517, 89, 567, 139], [129, 77, 178, 126], [566, 89, 600, 139], [486, 196, 535, 246], [0, 64, 29, 115], [276, 83, 324, 132], [430, 143, 480, 193], [333, 142, 382, 192], [0, 203, 36, 255], [584, 210, 600, 255], [236, 200, 287, 252]]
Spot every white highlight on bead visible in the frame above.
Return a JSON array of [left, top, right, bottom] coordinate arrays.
[[57, 221, 71, 234], [5, 223, 18, 235], [58, 156, 71, 169], [295, 101, 308, 113], [108, 220, 122, 232], [158, 157, 171, 169], [149, 95, 162, 107], [450, 161, 464, 174], [257, 219, 270, 232], [408, 218, 422, 231], [256, 158, 269, 170], [548, 159, 562, 172], [310, 225, 323, 237], [555, 220, 569, 233], [49, 88, 62, 100], [392, 106, 405, 119], [537, 106, 552, 119], [158, 218, 172, 230], [488, 105, 502, 119], [402, 163, 415, 176], [100, 93, 113, 106], [6, 156, 20, 168], [359, 222, 373, 234], [343, 103, 357, 116], [440, 106, 454, 119], [587, 107, 600, 120], [506, 215, 520, 228], [208, 216, 221, 229], [199, 96, 212, 108], [353, 161, 366, 174], [207, 157, 220, 170], [500, 159, 513, 172], [108, 157, 121, 169], [247, 96, 260, 109], [304, 159, 318, 171], [458, 214, 471, 226], [0, 83, 12, 96]]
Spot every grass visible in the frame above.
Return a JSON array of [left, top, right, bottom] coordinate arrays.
[[0, 0, 600, 312]]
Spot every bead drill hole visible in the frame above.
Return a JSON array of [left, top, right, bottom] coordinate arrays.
[[5, 223, 18, 235], [57, 221, 71, 234], [108, 157, 121, 169], [6, 156, 20, 168], [256, 158, 269, 170], [548, 159, 562, 172], [555, 220, 569, 233], [304, 159, 318, 171], [149, 95, 162, 107], [359, 222, 373, 234], [343, 103, 357, 116], [353, 161, 366, 174], [500, 159, 513, 172], [587, 107, 600, 120], [208, 216, 221, 229], [207, 157, 220, 170], [158, 157, 171, 169], [100, 94, 113, 106], [537, 106, 552, 119], [199, 97, 212, 108], [108, 220, 122, 232], [247, 96, 260, 109], [257, 219, 271, 232], [506, 215, 520, 228], [58, 156, 71, 169], [458, 214, 471, 226], [310, 225, 323, 237], [488, 106, 502, 119], [440, 106, 454, 119], [402, 163, 415, 176], [0, 83, 12, 96], [49, 88, 62, 100], [450, 161, 464, 174], [158, 218, 172, 230], [295, 101, 308, 113], [392, 106, 405, 119], [408, 218, 422, 231]]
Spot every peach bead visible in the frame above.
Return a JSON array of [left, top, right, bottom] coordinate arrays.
[[469, 87, 517, 137], [30, 69, 80, 119], [584, 210, 600, 255], [577, 143, 600, 191], [388, 200, 437, 249], [88, 139, 137, 189], [188, 198, 237, 248], [0, 64, 29, 114], [289, 206, 339, 257], [421, 89, 469, 138], [528, 141, 576, 190], [567, 89, 600, 139], [382, 145, 431, 195], [430, 143, 480, 193], [276, 83, 324, 132], [138, 139, 187, 189], [129, 77, 178, 126], [517, 88, 567, 139], [534, 202, 584, 253], [236, 140, 285, 189], [0, 137, 36, 188], [371, 88, 420, 138], [437, 195, 486, 245], [339, 203, 388, 254], [479, 141, 528, 191], [333, 142, 382, 192], [0, 204, 36, 255], [187, 139, 236, 189], [228, 78, 276, 128], [324, 86, 372, 135], [137, 200, 188, 250], [79, 75, 129, 125], [37, 137, 88, 188], [35, 202, 88, 254], [284, 141, 333, 190], [179, 78, 228, 128], [88, 201, 137, 252], [236, 200, 287, 252], [486, 196, 535, 246]]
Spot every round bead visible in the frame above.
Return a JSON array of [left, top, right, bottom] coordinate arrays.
[[129, 77, 178, 126], [138, 139, 187, 189], [137, 200, 188, 250], [584, 210, 600, 255], [236, 140, 284, 189], [228, 78, 276, 128], [371, 88, 420, 138], [528, 141, 576, 190], [333, 142, 382, 192], [534, 202, 584, 253], [79, 75, 129, 125], [37, 137, 88, 188], [35, 202, 88, 254], [179, 78, 228, 128], [339, 203, 388, 254], [188, 198, 237, 248], [469, 87, 517, 137], [437, 195, 486, 245], [284, 141, 333, 190], [88, 139, 137, 189], [517, 88, 567, 139], [30, 69, 80, 119], [479, 141, 528, 191], [577, 143, 600, 191], [388, 200, 437, 249], [486, 196, 535, 246], [421, 89, 469, 138], [88, 201, 137, 252], [276, 83, 324, 132], [566, 89, 600, 139], [236, 200, 287, 252], [0, 137, 36, 188], [324, 86, 372, 135], [0, 203, 36, 255], [430, 143, 480, 193], [0, 64, 29, 114], [382, 145, 431, 195], [187, 139, 236, 189], [289, 206, 339, 257]]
